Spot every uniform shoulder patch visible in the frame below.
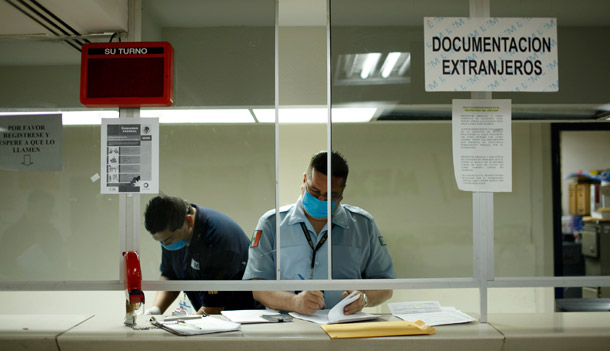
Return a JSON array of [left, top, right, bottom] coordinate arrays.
[[378, 235, 387, 246], [251, 229, 262, 247]]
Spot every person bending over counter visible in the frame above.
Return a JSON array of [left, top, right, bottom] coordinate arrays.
[[144, 195, 260, 315], [243, 151, 395, 315]]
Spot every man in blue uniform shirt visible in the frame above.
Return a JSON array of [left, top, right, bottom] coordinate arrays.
[[144, 195, 259, 315], [243, 151, 395, 315]]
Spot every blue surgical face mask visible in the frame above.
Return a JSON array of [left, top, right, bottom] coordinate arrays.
[[161, 240, 189, 251], [302, 189, 336, 219]]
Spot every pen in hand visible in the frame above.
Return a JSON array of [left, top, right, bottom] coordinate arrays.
[[298, 273, 324, 294]]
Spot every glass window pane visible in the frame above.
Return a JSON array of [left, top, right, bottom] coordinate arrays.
[[0, 123, 119, 281], [330, 0, 473, 280]]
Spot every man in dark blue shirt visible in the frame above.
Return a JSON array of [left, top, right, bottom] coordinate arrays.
[[144, 195, 258, 315]]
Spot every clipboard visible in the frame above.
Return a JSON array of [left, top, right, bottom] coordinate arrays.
[[150, 316, 241, 336]]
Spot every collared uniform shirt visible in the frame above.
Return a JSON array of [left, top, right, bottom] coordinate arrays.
[[243, 196, 395, 308], [160, 204, 260, 311]]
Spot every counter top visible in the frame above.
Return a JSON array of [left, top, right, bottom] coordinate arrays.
[[1, 312, 609, 351], [56, 314, 503, 351], [487, 312, 610, 351], [0, 314, 92, 351]]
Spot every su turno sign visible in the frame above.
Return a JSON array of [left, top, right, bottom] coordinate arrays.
[[424, 17, 558, 92]]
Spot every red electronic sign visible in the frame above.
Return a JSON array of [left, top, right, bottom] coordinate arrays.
[[80, 42, 174, 107]]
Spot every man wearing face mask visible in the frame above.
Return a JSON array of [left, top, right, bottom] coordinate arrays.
[[144, 195, 259, 315], [243, 151, 395, 315]]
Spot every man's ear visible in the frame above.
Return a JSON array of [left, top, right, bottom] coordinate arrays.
[[185, 214, 195, 228]]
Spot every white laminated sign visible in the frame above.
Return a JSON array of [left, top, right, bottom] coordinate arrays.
[[424, 17, 558, 92], [101, 118, 159, 194]]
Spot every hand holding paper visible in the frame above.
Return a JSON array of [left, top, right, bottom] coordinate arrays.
[[341, 290, 365, 315], [290, 291, 379, 324]]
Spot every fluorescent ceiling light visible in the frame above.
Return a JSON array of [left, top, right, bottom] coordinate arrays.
[[1, 110, 119, 125], [360, 53, 381, 79], [62, 111, 119, 125], [142, 109, 254, 123], [332, 108, 377, 122], [253, 107, 376, 123], [398, 53, 411, 76], [381, 52, 402, 78]]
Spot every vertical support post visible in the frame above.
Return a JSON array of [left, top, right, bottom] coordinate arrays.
[[120, 0, 142, 281], [326, 0, 333, 280], [274, 0, 281, 280], [470, 0, 491, 323]]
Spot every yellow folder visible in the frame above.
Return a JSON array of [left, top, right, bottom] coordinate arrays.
[[320, 320, 437, 339]]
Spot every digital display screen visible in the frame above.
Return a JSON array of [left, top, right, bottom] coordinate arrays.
[[87, 58, 164, 98], [80, 42, 173, 107]]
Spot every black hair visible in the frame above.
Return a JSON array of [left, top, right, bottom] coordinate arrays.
[[144, 195, 191, 234], [306, 151, 349, 184]]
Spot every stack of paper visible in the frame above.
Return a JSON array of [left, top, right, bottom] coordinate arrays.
[[388, 301, 475, 326], [290, 291, 379, 324]]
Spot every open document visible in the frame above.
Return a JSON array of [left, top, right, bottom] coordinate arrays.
[[388, 301, 475, 326], [150, 315, 240, 336], [290, 291, 379, 324]]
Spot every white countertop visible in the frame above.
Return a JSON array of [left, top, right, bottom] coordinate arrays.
[[1, 312, 609, 351], [0, 314, 92, 351]]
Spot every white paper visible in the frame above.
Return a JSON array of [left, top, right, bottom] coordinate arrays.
[[101, 118, 159, 194], [289, 291, 379, 324], [388, 301, 475, 326], [452, 99, 512, 192], [221, 310, 285, 324], [388, 301, 442, 314], [395, 310, 475, 327]]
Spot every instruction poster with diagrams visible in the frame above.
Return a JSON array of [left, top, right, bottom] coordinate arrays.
[[452, 99, 511, 192], [101, 118, 159, 194]]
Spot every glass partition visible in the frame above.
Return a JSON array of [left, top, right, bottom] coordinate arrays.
[[330, 0, 473, 280], [0, 123, 119, 281], [138, 0, 276, 285]]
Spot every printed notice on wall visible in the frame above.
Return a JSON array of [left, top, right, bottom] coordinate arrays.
[[101, 118, 159, 194], [424, 17, 558, 92], [0, 114, 62, 171], [452, 99, 512, 192]]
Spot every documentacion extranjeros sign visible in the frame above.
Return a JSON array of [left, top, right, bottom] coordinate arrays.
[[424, 17, 558, 92]]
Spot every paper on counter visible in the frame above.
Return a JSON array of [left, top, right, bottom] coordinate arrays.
[[290, 291, 379, 324], [394, 310, 475, 326], [221, 310, 284, 324], [388, 301, 475, 326], [388, 300, 442, 314]]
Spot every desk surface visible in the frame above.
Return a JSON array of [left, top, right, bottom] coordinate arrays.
[[487, 312, 610, 351], [2, 312, 609, 351], [57, 314, 502, 351], [0, 314, 92, 351]]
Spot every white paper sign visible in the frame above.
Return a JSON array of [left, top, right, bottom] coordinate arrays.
[[452, 99, 512, 192], [424, 17, 558, 92], [101, 118, 159, 194], [0, 114, 62, 171]]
